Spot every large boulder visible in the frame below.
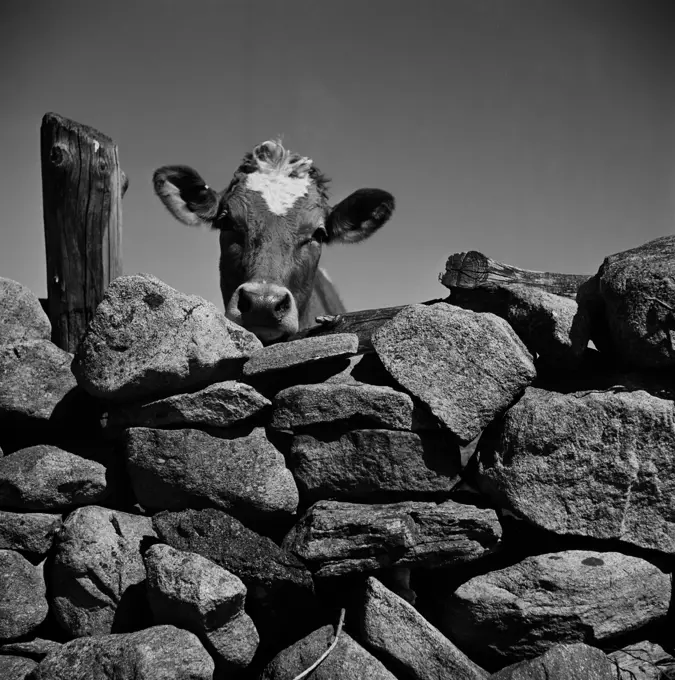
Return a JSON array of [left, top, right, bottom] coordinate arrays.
[[72, 273, 261, 402], [0, 510, 62, 557], [0, 278, 51, 346], [607, 641, 675, 680], [0, 655, 38, 680], [476, 387, 675, 554], [372, 303, 536, 442], [442, 550, 671, 669]]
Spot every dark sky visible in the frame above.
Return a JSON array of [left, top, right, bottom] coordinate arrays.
[[1, 0, 673, 311]]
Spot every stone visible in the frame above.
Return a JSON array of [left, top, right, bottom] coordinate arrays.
[[490, 643, 615, 679], [607, 641, 675, 680], [152, 508, 315, 643], [243, 333, 359, 378], [0, 550, 48, 641], [372, 303, 536, 443], [450, 284, 590, 371], [271, 382, 435, 431], [289, 429, 461, 503], [0, 341, 77, 425], [0, 446, 108, 511], [442, 550, 671, 669], [361, 577, 488, 680], [260, 624, 397, 680], [476, 387, 675, 554], [33, 625, 214, 680], [0, 655, 38, 680], [125, 426, 298, 522], [0, 511, 62, 556], [0, 638, 63, 660], [144, 543, 258, 672], [283, 499, 501, 578], [51, 506, 156, 637], [0, 278, 50, 346], [72, 273, 261, 402], [104, 380, 270, 431]]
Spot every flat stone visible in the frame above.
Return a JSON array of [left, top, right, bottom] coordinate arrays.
[[0, 278, 50, 346], [0, 550, 48, 641], [260, 624, 397, 680], [361, 576, 488, 680], [372, 303, 536, 443], [607, 641, 675, 680], [289, 429, 461, 503], [442, 550, 671, 669], [490, 643, 615, 679], [0, 638, 62, 660], [33, 625, 214, 680], [283, 499, 501, 578], [243, 333, 359, 378], [72, 273, 261, 403], [0, 655, 38, 679], [125, 426, 298, 522], [104, 380, 270, 430], [0, 446, 108, 511], [0, 511, 62, 557], [271, 382, 434, 431], [476, 387, 675, 554], [51, 506, 156, 637]]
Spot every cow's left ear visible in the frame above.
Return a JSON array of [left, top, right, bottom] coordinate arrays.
[[326, 189, 395, 244], [153, 165, 220, 227]]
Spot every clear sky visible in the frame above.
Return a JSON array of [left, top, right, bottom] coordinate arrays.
[[1, 0, 673, 312]]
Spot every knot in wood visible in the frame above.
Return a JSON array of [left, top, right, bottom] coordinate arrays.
[[49, 144, 70, 168]]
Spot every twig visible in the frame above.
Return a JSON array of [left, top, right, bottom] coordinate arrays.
[[292, 608, 346, 680]]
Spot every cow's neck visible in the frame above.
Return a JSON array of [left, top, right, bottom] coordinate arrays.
[[300, 267, 346, 329]]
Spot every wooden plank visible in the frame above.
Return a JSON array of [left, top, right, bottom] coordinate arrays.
[[441, 250, 592, 300], [41, 112, 124, 353]]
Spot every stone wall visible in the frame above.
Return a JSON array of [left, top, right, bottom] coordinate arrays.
[[1, 236, 674, 679]]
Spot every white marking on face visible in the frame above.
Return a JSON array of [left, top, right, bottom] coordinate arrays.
[[246, 171, 311, 216], [93, 141, 100, 152]]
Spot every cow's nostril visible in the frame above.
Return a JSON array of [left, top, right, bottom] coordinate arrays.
[[238, 291, 252, 314], [274, 292, 291, 315]]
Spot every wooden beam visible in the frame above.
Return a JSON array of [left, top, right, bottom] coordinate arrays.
[[441, 251, 592, 300], [41, 113, 124, 353]]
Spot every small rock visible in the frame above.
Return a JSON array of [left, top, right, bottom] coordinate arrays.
[[0, 638, 62, 660], [361, 577, 488, 680], [372, 303, 536, 442], [0, 278, 50, 346], [125, 426, 298, 522], [51, 506, 156, 637], [0, 550, 48, 641], [0, 511, 62, 557], [33, 625, 214, 680], [607, 641, 675, 680], [442, 550, 671, 668], [289, 429, 461, 503], [72, 273, 261, 402], [260, 624, 397, 680], [283, 499, 501, 578], [0, 446, 108, 511], [0, 655, 38, 680]]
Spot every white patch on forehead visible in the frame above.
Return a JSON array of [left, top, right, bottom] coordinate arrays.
[[246, 171, 311, 216]]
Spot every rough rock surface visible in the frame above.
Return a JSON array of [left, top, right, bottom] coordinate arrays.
[[0, 446, 108, 511], [105, 380, 270, 430], [442, 550, 671, 668], [289, 429, 461, 503], [152, 508, 315, 641], [607, 640, 675, 680], [271, 382, 434, 431], [0, 277, 51, 346], [372, 303, 536, 442], [0, 510, 62, 556], [126, 426, 298, 521], [51, 506, 156, 637], [0, 550, 48, 640], [490, 643, 615, 679], [0, 638, 63, 660], [260, 624, 397, 680], [72, 273, 261, 402], [243, 333, 359, 378], [33, 625, 214, 680], [145, 543, 258, 672], [0, 341, 77, 424], [361, 577, 488, 680], [476, 387, 675, 554], [283, 500, 501, 577], [0, 654, 38, 679]]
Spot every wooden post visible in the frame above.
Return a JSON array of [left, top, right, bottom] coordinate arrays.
[[41, 113, 124, 353]]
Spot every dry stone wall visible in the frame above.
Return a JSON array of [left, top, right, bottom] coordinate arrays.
[[0, 237, 675, 679]]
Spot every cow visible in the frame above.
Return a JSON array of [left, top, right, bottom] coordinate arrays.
[[152, 139, 394, 343]]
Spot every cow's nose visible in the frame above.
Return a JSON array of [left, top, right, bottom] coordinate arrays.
[[236, 282, 293, 322]]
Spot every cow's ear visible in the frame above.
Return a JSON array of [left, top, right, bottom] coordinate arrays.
[[326, 189, 395, 244], [153, 165, 220, 227]]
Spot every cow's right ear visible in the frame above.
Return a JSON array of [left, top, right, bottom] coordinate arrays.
[[153, 166, 220, 227]]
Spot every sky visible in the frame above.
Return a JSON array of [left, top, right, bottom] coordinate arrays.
[[1, 0, 674, 313]]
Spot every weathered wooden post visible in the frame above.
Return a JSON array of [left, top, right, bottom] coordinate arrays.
[[40, 112, 125, 353]]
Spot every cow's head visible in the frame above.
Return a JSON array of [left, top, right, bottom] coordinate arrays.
[[153, 140, 394, 343]]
